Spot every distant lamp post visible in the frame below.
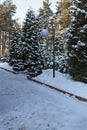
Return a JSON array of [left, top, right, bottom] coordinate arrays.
[[41, 28, 48, 69], [41, 17, 55, 78], [48, 17, 55, 78]]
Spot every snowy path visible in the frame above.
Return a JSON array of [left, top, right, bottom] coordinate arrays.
[[0, 69, 87, 130]]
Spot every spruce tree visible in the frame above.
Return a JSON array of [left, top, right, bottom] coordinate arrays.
[[9, 30, 20, 65], [54, 37, 68, 73], [22, 9, 43, 77], [9, 29, 24, 71], [66, 0, 87, 83]]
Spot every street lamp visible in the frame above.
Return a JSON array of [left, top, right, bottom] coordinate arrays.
[[48, 17, 55, 78], [41, 28, 48, 69], [41, 29, 48, 37], [41, 17, 55, 78]]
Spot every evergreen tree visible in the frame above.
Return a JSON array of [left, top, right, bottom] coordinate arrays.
[[0, 0, 16, 31], [9, 29, 24, 71], [38, 0, 53, 28], [9, 30, 19, 65], [0, 0, 17, 56], [22, 9, 43, 77], [66, 0, 87, 83], [55, 0, 72, 37], [54, 37, 68, 73]]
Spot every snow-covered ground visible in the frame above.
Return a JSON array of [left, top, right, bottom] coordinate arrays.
[[0, 62, 87, 130], [34, 69, 87, 99], [0, 62, 87, 98]]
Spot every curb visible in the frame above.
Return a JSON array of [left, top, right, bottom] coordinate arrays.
[[27, 76, 87, 102], [0, 67, 19, 74]]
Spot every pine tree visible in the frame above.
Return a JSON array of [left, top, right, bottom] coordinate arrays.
[[0, 0, 16, 56], [66, 0, 87, 83], [0, 0, 16, 31], [54, 0, 73, 39], [22, 9, 43, 77]]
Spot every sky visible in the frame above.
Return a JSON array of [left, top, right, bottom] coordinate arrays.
[[0, 62, 87, 130], [0, 0, 57, 23]]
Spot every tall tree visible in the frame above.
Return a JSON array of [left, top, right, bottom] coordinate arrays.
[[66, 0, 87, 83], [0, 0, 16, 31], [22, 8, 43, 77], [55, 0, 72, 37], [9, 27, 22, 64], [0, 0, 16, 56], [38, 0, 53, 28]]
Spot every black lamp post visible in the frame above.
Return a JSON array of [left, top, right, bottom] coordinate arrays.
[[48, 17, 55, 78], [52, 29, 55, 78], [41, 28, 48, 69], [41, 17, 55, 78]]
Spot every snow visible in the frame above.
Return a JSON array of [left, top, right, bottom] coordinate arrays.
[[0, 62, 87, 130], [35, 70, 87, 99], [0, 62, 12, 71], [77, 41, 85, 46]]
